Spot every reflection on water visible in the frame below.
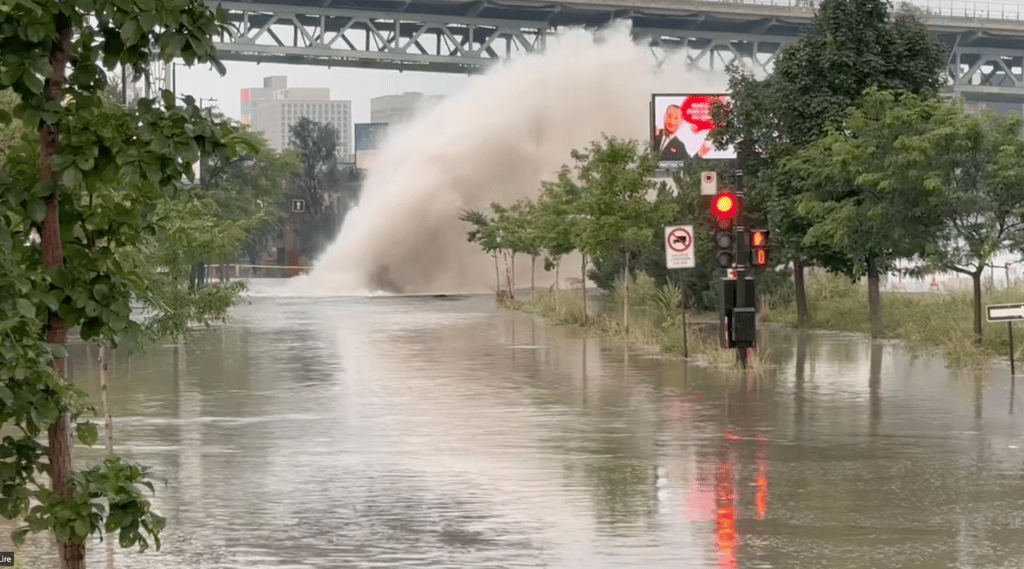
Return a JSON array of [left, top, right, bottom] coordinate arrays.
[[4, 287, 1024, 568]]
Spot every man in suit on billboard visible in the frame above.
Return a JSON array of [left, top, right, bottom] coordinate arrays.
[[654, 104, 691, 162]]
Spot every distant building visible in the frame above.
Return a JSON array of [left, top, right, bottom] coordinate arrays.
[[370, 92, 443, 125], [239, 75, 286, 126], [242, 76, 352, 159], [354, 122, 389, 173]]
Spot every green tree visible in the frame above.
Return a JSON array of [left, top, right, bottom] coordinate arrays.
[[561, 136, 676, 325], [503, 199, 544, 298], [710, 0, 946, 330], [0, 0, 251, 567], [871, 95, 1024, 342], [535, 174, 581, 292], [781, 89, 951, 337], [289, 117, 344, 259], [198, 127, 299, 272], [458, 208, 503, 295], [589, 163, 724, 311]]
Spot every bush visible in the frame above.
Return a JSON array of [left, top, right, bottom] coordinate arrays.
[[517, 285, 764, 370]]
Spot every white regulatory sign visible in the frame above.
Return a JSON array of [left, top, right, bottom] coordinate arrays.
[[665, 225, 695, 269], [986, 303, 1024, 322]]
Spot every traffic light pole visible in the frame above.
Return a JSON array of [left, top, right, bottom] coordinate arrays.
[[733, 171, 755, 369]]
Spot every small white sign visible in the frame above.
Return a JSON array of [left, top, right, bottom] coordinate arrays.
[[665, 225, 695, 269], [291, 199, 305, 213], [700, 171, 717, 195], [987, 303, 1024, 322]]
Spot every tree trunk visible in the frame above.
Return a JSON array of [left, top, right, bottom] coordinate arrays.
[[41, 16, 85, 569], [493, 253, 500, 296], [555, 261, 560, 290], [972, 269, 983, 344], [99, 345, 114, 454], [504, 251, 512, 300], [623, 251, 630, 331], [867, 257, 882, 339], [510, 253, 516, 301], [794, 259, 809, 328], [530, 255, 536, 299], [581, 253, 588, 323]]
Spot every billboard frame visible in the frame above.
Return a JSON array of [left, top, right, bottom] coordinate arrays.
[[650, 93, 734, 170]]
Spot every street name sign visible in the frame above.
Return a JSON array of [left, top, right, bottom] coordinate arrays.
[[665, 225, 695, 269], [986, 303, 1024, 322]]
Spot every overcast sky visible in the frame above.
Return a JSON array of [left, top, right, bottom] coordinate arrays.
[[173, 60, 472, 126]]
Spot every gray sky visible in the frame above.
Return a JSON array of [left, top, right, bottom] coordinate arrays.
[[173, 60, 472, 125]]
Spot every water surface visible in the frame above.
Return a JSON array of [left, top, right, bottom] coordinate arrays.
[[5, 286, 1024, 568]]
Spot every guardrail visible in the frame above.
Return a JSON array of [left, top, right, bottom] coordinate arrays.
[[686, 0, 1024, 20]]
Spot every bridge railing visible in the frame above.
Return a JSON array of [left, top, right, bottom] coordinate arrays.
[[690, 0, 1024, 21], [914, 0, 1024, 20]]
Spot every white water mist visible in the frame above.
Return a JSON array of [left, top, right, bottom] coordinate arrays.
[[293, 22, 727, 295]]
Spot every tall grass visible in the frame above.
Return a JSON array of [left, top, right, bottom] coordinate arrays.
[[515, 275, 765, 370], [767, 273, 1024, 368]]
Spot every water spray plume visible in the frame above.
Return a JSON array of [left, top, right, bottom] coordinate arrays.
[[292, 21, 728, 296]]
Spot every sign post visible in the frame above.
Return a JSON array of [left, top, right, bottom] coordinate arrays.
[[665, 225, 694, 358], [986, 303, 1024, 376]]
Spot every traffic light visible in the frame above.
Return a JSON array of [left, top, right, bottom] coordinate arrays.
[[749, 229, 770, 268], [709, 190, 741, 269]]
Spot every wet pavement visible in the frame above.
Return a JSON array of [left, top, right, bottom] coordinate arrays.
[[4, 285, 1024, 568]]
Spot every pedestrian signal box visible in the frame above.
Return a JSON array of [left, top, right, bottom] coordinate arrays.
[[750, 229, 769, 268]]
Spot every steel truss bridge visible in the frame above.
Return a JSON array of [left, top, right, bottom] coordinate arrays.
[[203, 0, 1024, 104]]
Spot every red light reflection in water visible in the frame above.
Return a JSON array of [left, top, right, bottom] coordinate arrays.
[[715, 456, 738, 569], [755, 434, 769, 521], [712, 430, 771, 567]]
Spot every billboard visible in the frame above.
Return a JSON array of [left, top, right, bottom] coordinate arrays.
[[651, 94, 735, 169], [354, 122, 389, 172]]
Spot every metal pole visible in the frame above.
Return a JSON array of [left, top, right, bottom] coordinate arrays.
[[680, 274, 688, 359], [1010, 321, 1016, 376]]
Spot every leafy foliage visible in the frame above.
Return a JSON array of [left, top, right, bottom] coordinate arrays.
[[289, 117, 348, 259], [0, 0, 256, 563], [708, 0, 947, 329]]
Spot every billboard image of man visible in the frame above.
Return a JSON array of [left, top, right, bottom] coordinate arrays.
[[651, 94, 735, 168], [654, 104, 690, 162]]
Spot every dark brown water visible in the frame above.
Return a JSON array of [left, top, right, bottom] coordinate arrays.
[[5, 282, 1024, 568]]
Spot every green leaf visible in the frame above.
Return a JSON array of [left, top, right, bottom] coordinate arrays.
[[39, 291, 61, 311], [76, 422, 99, 447], [11, 528, 28, 547], [74, 518, 91, 539], [26, 199, 46, 222], [138, 10, 160, 31], [62, 166, 83, 188], [0, 385, 14, 405], [21, 71, 44, 94], [160, 32, 187, 56], [93, 283, 110, 303], [120, 19, 142, 48], [16, 298, 34, 319]]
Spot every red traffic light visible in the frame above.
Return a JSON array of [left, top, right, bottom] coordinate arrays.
[[714, 192, 738, 217], [709, 190, 740, 230]]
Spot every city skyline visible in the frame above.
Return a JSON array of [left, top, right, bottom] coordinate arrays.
[[174, 60, 470, 127]]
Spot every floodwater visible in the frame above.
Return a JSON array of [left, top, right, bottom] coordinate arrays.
[[5, 281, 1024, 568]]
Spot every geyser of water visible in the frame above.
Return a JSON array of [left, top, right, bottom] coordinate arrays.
[[293, 21, 727, 295]]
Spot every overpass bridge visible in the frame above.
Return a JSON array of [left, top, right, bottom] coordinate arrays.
[[201, 0, 1024, 104]]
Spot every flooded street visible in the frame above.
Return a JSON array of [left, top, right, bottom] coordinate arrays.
[[6, 283, 1024, 568]]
